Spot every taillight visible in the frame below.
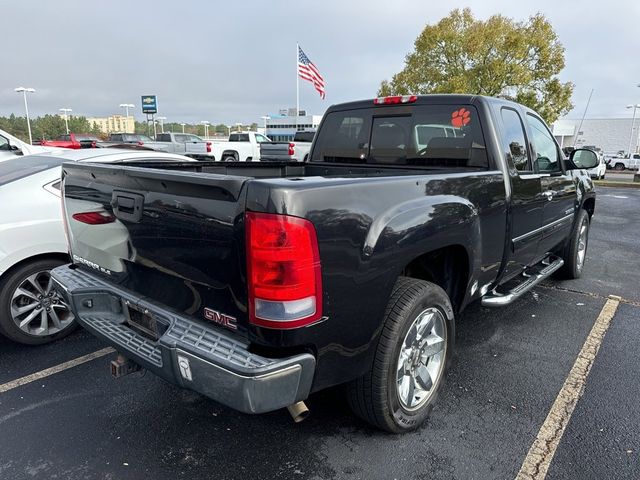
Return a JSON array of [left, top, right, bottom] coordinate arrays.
[[138, 141, 144, 146], [246, 212, 322, 329], [72, 212, 116, 225], [288, 142, 295, 156], [60, 183, 71, 253], [373, 95, 418, 105], [206, 142, 212, 153]]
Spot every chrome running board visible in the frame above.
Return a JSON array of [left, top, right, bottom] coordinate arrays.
[[481, 256, 564, 307]]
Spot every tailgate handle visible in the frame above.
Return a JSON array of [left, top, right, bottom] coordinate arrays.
[[112, 191, 144, 223]]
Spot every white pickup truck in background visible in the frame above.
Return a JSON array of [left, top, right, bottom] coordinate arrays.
[[605, 153, 640, 171], [259, 130, 315, 162], [155, 132, 212, 159], [210, 132, 271, 162]]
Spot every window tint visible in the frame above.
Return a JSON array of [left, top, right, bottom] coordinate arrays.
[[230, 134, 249, 142], [526, 114, 560, 173], [500, 108, 530, 172], [0, 156, 63, 186], [0, 135, 9, 150], [156, 133, 170, 142], [311, 105, 487, 168], [110, 134, 123, 141], [229, 134, 239, 142]]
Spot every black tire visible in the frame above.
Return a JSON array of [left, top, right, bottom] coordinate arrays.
[[0, 258, 77, 345], [557, 209, 590, 280], [614, 163, 625, 171], [222, 155, 237, 162], [347, 277, 455, 433]]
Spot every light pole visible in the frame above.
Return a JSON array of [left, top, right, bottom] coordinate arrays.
[[156, 116, 167, 134], [235, 122, 243, 133], [119, 103, 135, 133], [626, 104, 640, 155], [59, 108, 72, 134], [200, 121, 210, 138], [226, 125, 231, 137], [260, 115, 270, 134], [180, 123, 186, 133], [15, 87, 35, 144]]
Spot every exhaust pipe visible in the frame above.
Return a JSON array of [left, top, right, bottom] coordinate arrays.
[[286, 401, 310, 423]]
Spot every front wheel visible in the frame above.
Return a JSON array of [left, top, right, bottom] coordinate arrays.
[[557, 209, 590, 279], [0, 258, 76, 345], [347, 277, 454, 433]]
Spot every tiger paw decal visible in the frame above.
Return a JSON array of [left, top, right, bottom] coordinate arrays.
[[451, 108, 471, 127]]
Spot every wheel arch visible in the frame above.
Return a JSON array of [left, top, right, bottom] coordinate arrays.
[[0, 252, 70, 284], [401, 244, 470, 314]]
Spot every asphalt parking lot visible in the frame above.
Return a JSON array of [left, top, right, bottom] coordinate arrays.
[[1, 186, 638, 480]]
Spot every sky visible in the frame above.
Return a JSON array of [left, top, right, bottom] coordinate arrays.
[[2, 0, 639, 125]]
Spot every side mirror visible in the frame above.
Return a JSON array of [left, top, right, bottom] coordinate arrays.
[[569, 149, 599, 169]]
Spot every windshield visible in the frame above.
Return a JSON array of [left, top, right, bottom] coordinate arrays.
[[311, 104, 487, 168], [0, 155, 64, 187]]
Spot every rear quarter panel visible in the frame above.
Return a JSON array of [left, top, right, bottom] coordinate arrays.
[[246, 171, 507, 390]]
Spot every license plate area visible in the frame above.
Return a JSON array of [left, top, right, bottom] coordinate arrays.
[[124, 303, 164, 341]]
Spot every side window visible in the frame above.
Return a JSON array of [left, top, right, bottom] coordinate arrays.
[[254, 134, 269, 143], [526, 114, 561, 173], [0, 135, 9, 150], [229, 134, 239, 142], [500, 108, 530, 172]]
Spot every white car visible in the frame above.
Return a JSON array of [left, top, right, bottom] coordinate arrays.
[[586, 151, 607, 179], [0, 149, 195, 344], [0, 128, 62, 161]]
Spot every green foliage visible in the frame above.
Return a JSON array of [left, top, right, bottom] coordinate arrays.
[[0, 114, 99, 142], [378, 8, 574, 124]]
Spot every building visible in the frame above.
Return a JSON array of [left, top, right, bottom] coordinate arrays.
[[87, 115, 135, 134], [265, 113, 323, 142], [552, 118, 639, 154]]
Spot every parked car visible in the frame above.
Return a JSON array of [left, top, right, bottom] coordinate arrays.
[[585, 149, 606, 179], [210, 132, 271, 162], [259, 130, 315, 162], [39, 133, 99, 149], [52, 95, 597, 432], [0, 149, 196, 345], [0, 128, 61, 162], [154, 132, 211, 159]]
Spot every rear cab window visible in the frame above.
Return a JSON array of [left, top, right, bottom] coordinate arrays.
[[310, 104, 488, 168]]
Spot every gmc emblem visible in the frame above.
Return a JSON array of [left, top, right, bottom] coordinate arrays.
[[203, 307, 238, 330]]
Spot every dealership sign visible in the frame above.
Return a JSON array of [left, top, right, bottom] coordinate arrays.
[[141, 95, 158, 114]]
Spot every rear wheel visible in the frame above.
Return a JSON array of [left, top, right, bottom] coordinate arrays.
[[347, 277, 454, 433], [614, 163, 625, 171], [222, 155, 237, 162], [0, 258, 76, 345]]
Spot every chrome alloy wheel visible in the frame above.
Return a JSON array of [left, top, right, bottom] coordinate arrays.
[[576, 219, 588, 270], [396, 307, 447, 411], [10, 270, 74, 337]]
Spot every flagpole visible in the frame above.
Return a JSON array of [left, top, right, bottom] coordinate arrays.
[[296, 42, 299, 133]]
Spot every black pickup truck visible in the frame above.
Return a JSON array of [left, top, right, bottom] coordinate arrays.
[[51, 95, 598, 432]]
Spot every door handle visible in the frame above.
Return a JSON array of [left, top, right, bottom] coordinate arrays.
[[542, 191, 554, 201]]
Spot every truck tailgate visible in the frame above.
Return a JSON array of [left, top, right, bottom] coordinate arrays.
[[184, 141, 208, 154], [61, 162, 251, 335], [259, 142, 291, 160]]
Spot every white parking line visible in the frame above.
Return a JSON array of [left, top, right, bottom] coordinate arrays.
[[516, 295, 621, 480], [0, 347, 114, 394]]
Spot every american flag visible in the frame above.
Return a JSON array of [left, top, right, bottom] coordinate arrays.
[[298, 46, 325, 99]]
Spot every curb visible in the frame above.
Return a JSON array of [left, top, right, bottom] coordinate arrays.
[[594, 180, 640, 189]]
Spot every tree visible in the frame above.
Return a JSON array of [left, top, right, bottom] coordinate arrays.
[[378, 9, 574, 124]]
